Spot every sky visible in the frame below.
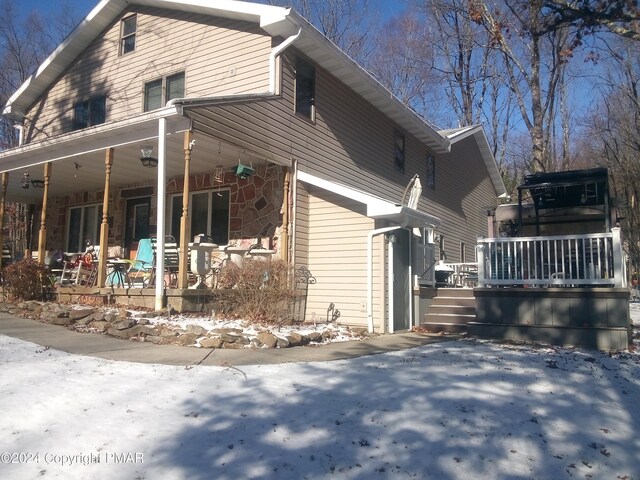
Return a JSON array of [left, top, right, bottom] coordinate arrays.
[[0, 304, 638, 479]]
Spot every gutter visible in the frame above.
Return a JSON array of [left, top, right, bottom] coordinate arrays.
[[269, 27, 302, 93]]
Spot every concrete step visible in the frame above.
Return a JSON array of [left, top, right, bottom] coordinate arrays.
[[418, 322, 468, 334], [427, 304, 476, 315], [431, 297, 475, 307], [422, 312, 475, 325], [435, 287, 475, 298]]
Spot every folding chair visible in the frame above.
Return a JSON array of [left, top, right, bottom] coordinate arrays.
[[127, 238, 154, 287], [149, 235, 180, 287]]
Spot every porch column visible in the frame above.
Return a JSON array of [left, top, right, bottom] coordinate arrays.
[[281, 169, 290, 263], [37, 162, 52, 263], [476, 236, 486, 288], [155, 118, 167, 311], [177, 130, 192, 289], [0, 172, 8, 269], [612, 227, 624, 288], [97, 148, 114, 287]]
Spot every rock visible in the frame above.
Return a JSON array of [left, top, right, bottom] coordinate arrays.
[[222, 341, 244, 349], [174, 333, 199, 346], [104, 312, 118, 323], [145, 335, 164, 345], [350, 327, 368, 336], [220, 333, 243, 343], [69, 308, 95, 321], [108, 324, 156, 340], [257, 332, 278, 349], [307, 331, 323, 343], [112, 319, 136, 330], [214, 327, 243, 335], [276, 336, 290, 348], [286, 332, 309, 347], [107, 326, 134, 340], [50, 316, 75, 326], [91, 311, 107, 322], [75, 315, 95, 326], [200, 337, 223, 349], [185, 325, 208, 336], [90, 321, 110, 333], [137, 318, 150, 325]]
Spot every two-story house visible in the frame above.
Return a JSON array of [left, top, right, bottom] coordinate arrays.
[[0, 0, 505, 333]]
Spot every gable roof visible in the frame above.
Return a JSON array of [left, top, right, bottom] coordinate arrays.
[[440, 125, 507, 198], [2, 0, 450, 154]]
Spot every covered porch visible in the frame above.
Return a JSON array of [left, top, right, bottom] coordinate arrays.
[[0, 96, 292, 311]]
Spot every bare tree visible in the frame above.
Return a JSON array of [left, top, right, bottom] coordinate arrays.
[[587, 38, 640, 276], [265, 0, 374, 62]]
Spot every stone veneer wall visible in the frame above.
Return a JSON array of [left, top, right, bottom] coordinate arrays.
[[45, 163, 285, 253]]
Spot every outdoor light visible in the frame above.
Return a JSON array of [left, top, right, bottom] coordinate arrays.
[[31, 179, 45, 188], [139, 145, 158, 167], [21, 171, 30, 189]]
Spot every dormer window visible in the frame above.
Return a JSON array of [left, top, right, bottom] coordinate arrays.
[[73, 95, 106, 130], [120, 14, 137, 55], [295, 57, 315, 120]]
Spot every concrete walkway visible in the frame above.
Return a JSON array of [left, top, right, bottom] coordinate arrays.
[[0, 313, 459, 366]]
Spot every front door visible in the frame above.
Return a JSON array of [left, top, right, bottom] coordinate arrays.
[[125, 197, 151, 252], [392, 228, 411, 331]]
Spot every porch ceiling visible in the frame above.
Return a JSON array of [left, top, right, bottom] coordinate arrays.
[[0, 109, 282, 204]]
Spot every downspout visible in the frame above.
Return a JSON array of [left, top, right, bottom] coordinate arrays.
[[155, 117, 167, 311], [367, 226, 401, 333], [291, 158, 298, 265], [269, 28, 302, 94], [14, 124, 24, 146]]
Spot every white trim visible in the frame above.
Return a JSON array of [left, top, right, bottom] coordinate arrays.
[[298, 171, 441, 228]]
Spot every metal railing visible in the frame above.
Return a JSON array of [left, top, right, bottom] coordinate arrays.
[[476, 227, 625, 288]]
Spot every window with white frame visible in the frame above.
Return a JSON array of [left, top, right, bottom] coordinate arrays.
[[170, 189, 230, 245], [295, 57, 315, 120], [144, 72, 185, 112], [66, 204, 103, 252], [120, 14, 137, 55]]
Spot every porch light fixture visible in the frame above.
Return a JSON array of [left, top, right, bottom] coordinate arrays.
[[21, 171, 30, 189], [139, 145, 158, 167], [31, 179, 45, 188]]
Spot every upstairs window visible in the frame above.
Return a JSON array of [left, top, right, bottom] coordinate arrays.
[[73, 95, 106, 130], [144, 72, 185, 111], [120, 15, 137, 55], [394, 131, 405, 172], [295, 57, 315, 120], [426, 155, 436, 189]]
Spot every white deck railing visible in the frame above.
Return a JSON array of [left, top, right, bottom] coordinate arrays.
[[476, 227, 625, 288]]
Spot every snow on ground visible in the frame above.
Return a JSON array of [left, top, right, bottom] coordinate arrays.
[[0, 308, 639, 479]]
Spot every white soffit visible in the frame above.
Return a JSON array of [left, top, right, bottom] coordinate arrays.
[[0, 108, 189, 172], [298, 171, 440, 228]]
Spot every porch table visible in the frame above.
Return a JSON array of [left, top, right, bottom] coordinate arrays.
[[106, 259, 132, 288]]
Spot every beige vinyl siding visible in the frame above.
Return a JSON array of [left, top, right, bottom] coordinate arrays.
[[294, 183, 310, 267], [24, 7, 272, 142], [303, 189, 384, 329]]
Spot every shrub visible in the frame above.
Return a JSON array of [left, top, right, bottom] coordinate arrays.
[[215, 259, 295, 325], [2, 259, 50, 301]]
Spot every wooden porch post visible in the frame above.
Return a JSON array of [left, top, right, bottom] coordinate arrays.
[[97, 148, 114, 287], [0, 172, 8, 269], [37, 162, 52, 263], [281, 169, 290, 263], [177, 131, 193, 289]]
